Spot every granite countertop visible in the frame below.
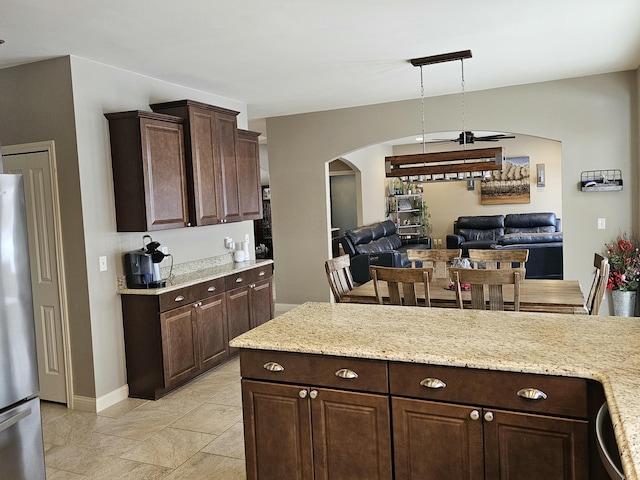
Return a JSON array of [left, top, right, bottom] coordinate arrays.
[[117, 258, 274, 295], [230, 301, 640, 479]]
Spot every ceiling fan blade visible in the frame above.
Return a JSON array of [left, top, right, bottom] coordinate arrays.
[[475, 134, 516, 142]]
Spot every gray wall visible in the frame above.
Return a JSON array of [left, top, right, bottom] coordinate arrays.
[[267, 71, 639, 315]]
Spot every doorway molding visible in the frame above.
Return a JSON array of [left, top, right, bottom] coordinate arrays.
[[2, 140, 74, 408]]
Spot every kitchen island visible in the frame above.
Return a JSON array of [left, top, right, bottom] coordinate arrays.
[[230, 301, 640, 479]]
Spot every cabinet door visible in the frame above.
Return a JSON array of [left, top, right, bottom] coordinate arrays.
[[242, 379, 313, 480], [189, 108, 224, 225], [249, 277, 274, 329], [237, 130, 263, 220], [198, 295, 229, 371], [483, 409, 588, 480], [216, 112, 241, 222], [312, 388, 392, 480], [140, 117, 189, 230], [226, 286, 251, 349], [160, 304, 199, 387], [392, 397, 484, 480]]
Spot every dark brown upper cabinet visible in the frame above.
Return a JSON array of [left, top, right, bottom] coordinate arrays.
[[105, 110, 189, 232], [151, 100, 260, 226], [236, 129, 263, 221]]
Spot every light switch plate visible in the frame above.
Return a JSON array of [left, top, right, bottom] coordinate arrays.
[[99, 256, 108, 272], [597, 218, 606, 230]]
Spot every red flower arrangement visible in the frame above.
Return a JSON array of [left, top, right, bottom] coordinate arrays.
[[605, 233, 640, 291]]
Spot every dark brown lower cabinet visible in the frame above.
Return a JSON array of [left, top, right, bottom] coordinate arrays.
[[242, 379, 392, 480], [393, 397, 588, 480]]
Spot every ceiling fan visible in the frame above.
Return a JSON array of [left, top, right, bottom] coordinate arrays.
[[431, 131, 516, 145]]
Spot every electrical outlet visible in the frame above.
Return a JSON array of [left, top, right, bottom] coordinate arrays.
[[99, 256, 107, 272], [161, 246, 168, 254], [597, 218, 606, 230]]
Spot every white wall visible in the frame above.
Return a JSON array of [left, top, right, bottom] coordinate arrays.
[[68, 56, 256, 399], [267, 71, 638, 314]]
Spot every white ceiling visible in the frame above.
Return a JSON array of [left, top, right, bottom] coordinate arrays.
[[2, 0, 640, 121]]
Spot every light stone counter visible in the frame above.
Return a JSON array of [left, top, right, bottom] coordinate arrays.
[[229, 301, 640, 479], [117, 258, 274, 295]]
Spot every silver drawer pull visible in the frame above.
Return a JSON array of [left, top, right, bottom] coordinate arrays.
[[207, 286, 216, 292], [263, 362, 284, 372], [517, 388, 547, 400], [335, 368, 358, 379], [236, 277, 243, 283], [420, 378, 446, 389], [174, 295, 185, 302], [259, 271, 265, 276]]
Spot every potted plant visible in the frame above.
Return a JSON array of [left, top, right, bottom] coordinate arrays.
[[605, 232, 640, 316]]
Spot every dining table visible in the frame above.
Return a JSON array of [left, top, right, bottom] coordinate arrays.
[[341, 277, 588, 314]]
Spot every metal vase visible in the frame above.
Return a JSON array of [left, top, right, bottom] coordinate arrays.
[[611, 290, 637, 317]]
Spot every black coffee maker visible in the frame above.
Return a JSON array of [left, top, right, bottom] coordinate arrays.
[[124, 235, 170, 289]]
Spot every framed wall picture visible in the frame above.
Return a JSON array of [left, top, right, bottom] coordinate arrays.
[[480, 156, 531, 205]]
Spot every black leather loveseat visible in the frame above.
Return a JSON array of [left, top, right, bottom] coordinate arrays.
[[340, 220, 431, 284], [446, 212, 563, 279]]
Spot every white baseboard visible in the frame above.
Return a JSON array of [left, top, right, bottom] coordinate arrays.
[[71, 384, 129, 413]]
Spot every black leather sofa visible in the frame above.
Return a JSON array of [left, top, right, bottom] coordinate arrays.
[[340, 220, 431, 284], [446, 213, 563, 279]]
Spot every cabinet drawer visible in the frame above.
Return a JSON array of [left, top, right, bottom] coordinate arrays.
[[389, 363, 587, 418], [158, 278, 225, 312], [240, 349, 388, 394], [226, 265, 272, 290]]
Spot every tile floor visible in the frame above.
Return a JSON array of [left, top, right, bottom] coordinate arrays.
[[41, 357, 246, 479]]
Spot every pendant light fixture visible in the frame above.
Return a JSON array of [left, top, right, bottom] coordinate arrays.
[[385, 50, 504, 181]]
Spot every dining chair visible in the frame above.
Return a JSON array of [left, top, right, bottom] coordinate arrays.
[[369, 266, 433, 307], [468, 249, 529, 270], [585, 253, 609, 315], [407, 249, 462, 279], [325, 254, 355, 302], [451, 267, 525, 311]]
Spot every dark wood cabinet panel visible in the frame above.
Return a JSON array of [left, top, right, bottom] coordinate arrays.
[[150, 99, 247, 225], [483, 409, 588, 480], [392, 397, 485, 480], [105, 110, 189, 231], [312, 388, 392, 480], [198, 295, 229, 371], [242, 379, 392, 480], [237, 129, 263, 220], [160, 304, 199, 387], [226, 286, 251, 349], [242, 380, 314, 480], [249, 278, 274, 328]]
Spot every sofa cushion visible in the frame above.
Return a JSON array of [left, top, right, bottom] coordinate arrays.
[[504, 213, 558, 234], [497, 232, 563, 246], [456, 215, 505, 241]]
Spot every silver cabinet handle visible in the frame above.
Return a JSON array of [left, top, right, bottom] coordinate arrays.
[[263, 362, 284, 372], [420, 378, 446, 389], [259, 271, 265, 276], [236, 277, 243, 283], [517, 388, 548, 400], [299, 389, 308, 399], [174, 295, 185, 302], [335, 368, 358, 379], [469, 410, 480, 421], [207, 286, 216, 292], [310, 390, 318, 399], [484, 411, 494, 422]]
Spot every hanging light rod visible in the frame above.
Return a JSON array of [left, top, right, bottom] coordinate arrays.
[[410, 50, 472, 67]]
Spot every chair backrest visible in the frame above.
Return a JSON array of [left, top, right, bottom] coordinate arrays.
[[451, 267, 524, 311], [325, 255, 355, 302], [586, 253, 609, 315], [407, 249, 462, 279], [370, 266, 433, 307], [468, 249, 529, 270]]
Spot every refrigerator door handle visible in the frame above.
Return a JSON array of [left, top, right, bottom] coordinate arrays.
[[0, 408, 30, 434]]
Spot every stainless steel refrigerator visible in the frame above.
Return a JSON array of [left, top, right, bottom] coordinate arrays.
[[0, 173, 46, 479]]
